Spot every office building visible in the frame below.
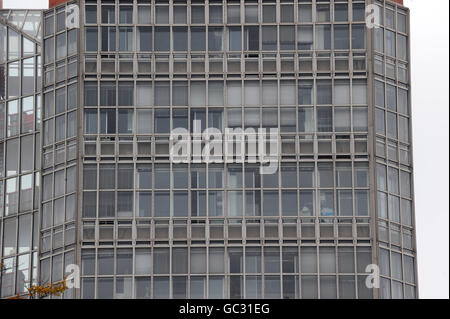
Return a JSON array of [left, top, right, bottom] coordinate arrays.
[[0, 0, 417, 299]]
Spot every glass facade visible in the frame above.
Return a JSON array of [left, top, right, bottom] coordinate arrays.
[[0, 0, 417, 299], [371, 0, 416, 299], [0, 9, 42, 298]]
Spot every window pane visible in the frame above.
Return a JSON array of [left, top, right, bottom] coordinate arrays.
[[315, 25, 331, 50], [85, 27, 98, 52], [208, 27, 223, 51], [262, 26, 277, 50], [155, 27, 170, 51], [228, 27, 241, 51], [173, 27, 188, 51], [137, 27, 152, 51], [334, 25, 349, 50], [191, 27, 206, 51]]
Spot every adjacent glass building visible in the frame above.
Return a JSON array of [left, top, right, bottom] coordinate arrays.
[[0, 0, 417, 299]]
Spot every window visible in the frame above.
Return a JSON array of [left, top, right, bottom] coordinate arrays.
[[98, 249, 114, 275], [172, 248, 188, 274], [155, 82, 170, 107], [398, 13, 407, 33], [353, 107, 368, 132], [386, 84, 397, 111], [153, 248, 170, 274], [386, 112, 397, 139], [119, 27, 133, 51], [335, 107, 350, 132], [282, 191, 298, 216], [319, 247, 336, 273], [56, 33, 66, 59], [118, 82, 134, 106], [100, 26, 116, 52], [55, 115, 65, 141], [320, 190, 334, 216], [398, 35, 408, 61], [263, 5, 276, 23], [8, 29, 20, 60], [55, 87, 66, 114], [209, 6, 223, 24], [191, 6, 205, 24], [355, 190, 369, 216], [117, 249, 133, 274], [334, 4, 348, 22], [138, 6, 151, 24], [22, 58, 35, 96], [100, 82, 116, 106], [21, 97, 34, 134], [398, 89, 408, 115], [173, 192, 188, 217], [262, 26, 277, 50], [281, 5, 294, 23], [137, 82, 152, 106], [209, 27, 224, 51], [7, 62, 20, 99], [280, 108, 296, 132], [84, 82, 98, 106], [137, 27, 152, 52], [244, 26, 259, 51], [68, 83, 78, 110], [209, 191, 223, 217], [334, 80, 350, 105], [118, 109, 133, 134], [263, 191, 278, 216], [208, 82, 224, 106], [191, 27, 206, 51], [352, 25, 366, 49], [154, 192, 170, 217], [386, 30, 396, 57], [316, 4, 330, 22], [136, 192, 151, 217], [136, 164, 152, 189], [85, 27, 98, 52], [265, 248, 280, 273], [353, 3, 365, 22], [155, 6, 169, 24], [228, 5, 240, 24], [317, 81, 332, 105], [334, 25, 349, 50], [155, 27, 170, 51], [299, 194, 315, 216], [244, 81, 259, 106], [353, 80, 367, 105], [298, 4, 312, 22], [245, 5, 258, 23], [119, 6, 133, 24], [375, 81, 385, 107], [316, 25, 331, 50], [7, 100, 19, 137], [98, 192, 116, 218], [102, 5, 115, 24], [173, 27, 188, 51], [280, 26, 295, 50], [137, 110, 152, 134], [172, 109, 188, 130], [228, 27, 241, 51], [84, 109, 97, 134], [317, 107, 332, 132], [296, 26, 313, 50], [174, 6, 187, 24], [374, 28, 384, 52]]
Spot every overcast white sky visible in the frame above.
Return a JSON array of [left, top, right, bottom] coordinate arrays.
[[3, 0, 449, 299], [404, 0, 449, 299]]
